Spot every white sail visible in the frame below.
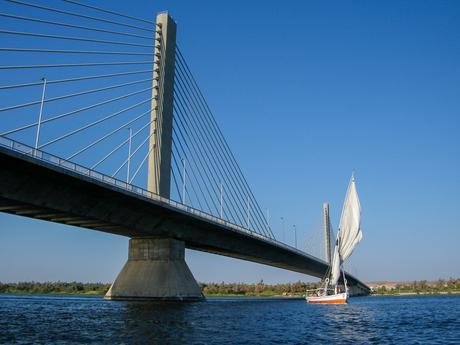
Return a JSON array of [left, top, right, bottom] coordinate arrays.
[[338, 174, 362, 262], [329, 174, 362, 286]]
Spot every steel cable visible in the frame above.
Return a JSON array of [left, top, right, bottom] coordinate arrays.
[[60, 0, 155, 26], [172, 127, 214, 215], [171, 139, 206, 212], [0, 60, 153, 70], [3, 0, 156, 33], [0, 13, 153, 40], [67, 108, 151, 160], [112, 130, 152, 178], [0, 30, 155, 48], [175, 63, 271, 237], [173, 83, 249, 230], [173, 109, 222, 216], [1, 85, 154, 136], [176, 48, 275, 238], [39, 97, 153, 149], [174, 68, 270, 236], [0, 69, 153, 90], [0, 48, 154, 56], [91, 117, 152, 169], [0, 77, 154, 113], [173, 95, 240, 223]]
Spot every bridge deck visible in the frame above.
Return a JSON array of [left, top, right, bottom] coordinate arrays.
[[0, 138, 369, 294]]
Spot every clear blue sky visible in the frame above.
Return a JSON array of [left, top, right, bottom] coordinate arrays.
[[0, 0, 459, 283]]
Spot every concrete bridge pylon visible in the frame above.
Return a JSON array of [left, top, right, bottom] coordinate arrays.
[[105, 12, 203, 301], [105, 238, 203, 300]]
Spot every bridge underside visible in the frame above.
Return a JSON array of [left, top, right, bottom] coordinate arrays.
[[0, 147, 370, 297]]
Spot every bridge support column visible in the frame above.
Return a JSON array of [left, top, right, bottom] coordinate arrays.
[[105, 238, 203, 301]]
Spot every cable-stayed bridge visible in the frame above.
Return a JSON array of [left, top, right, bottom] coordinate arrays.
[[0, 0, 369, 300]]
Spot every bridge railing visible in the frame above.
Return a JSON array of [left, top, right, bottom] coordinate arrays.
[[0, 135, 316, 259]]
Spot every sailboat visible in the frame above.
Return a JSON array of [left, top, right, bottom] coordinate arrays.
[[306, 174, 362, 304]]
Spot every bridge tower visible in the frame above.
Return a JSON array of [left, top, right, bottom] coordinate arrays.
[[147, 11, 176, 198], [105, 12, 203, 301], [323, 202, 332, 264]]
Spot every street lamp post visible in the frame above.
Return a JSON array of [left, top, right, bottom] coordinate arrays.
[[35, 77, 47, 154], [266, 208, 270, 232], [293, 224, 297, 249], [182, 158, 186, 204], [281, 217, 285, 243], [126, 128, 132, 183], [220, 182, 223, 218], [246, 196, 250, 229]]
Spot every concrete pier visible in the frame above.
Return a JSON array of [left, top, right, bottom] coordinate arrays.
[[105, 238, 204, 301]]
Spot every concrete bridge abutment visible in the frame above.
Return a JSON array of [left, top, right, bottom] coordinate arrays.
[[105, 237, 204, 301]]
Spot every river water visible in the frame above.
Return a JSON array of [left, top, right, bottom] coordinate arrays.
[[0, 294, 459, 344]]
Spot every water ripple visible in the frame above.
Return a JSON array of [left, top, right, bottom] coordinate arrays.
[[1, 294, 459, 344]]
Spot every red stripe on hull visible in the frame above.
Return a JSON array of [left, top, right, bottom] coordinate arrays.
[[307, 299, 347, 304]]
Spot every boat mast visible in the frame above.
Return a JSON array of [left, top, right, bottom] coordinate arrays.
[[342, 266, 348, 294], [335, 230, 342, 295], [323, 202, 332, 264]]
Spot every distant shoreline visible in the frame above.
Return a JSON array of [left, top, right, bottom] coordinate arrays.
[[1, 280, 459, 298], [0, 291, 304, 298], [371, 291, 460, 297], [2, 291, 460, 298]]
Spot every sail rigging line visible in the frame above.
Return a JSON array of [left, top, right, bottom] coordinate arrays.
[[307, 175, 362, 303], [0, 13, 153, 40], [3, 0, 156, 33]]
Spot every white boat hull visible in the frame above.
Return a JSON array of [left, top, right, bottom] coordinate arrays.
[[306, 292, 348, 304]]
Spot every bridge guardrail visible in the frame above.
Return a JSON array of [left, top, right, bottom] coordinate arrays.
[[0, 135, 315, 260]]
